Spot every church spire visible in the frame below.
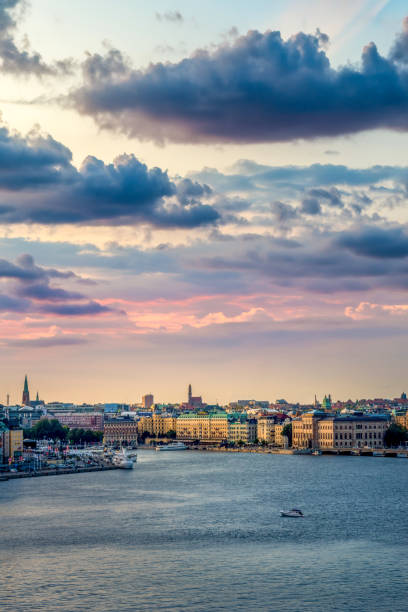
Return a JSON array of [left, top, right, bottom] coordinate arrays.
[[22, 375, 30, 405]]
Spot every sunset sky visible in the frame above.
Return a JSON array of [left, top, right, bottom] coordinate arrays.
[[1, 0, 408, 404]]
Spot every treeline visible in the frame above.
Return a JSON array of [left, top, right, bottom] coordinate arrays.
[[384, 424, 408, 447], [24, 418, 103, 444]]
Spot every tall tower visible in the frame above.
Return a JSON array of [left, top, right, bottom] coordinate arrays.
[[22, 375, 30, 405], [188, 384, 192, 403]]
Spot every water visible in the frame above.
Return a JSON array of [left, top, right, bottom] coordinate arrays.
[[1, 451, 407, 612]]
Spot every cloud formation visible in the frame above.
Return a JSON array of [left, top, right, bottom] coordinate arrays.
[[0, 0, 73, 76], [70, 19, 408, 143], [0, 254, 114, 318], [0, 124, 219, 227]]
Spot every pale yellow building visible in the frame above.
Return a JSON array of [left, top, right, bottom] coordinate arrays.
[[1, 428, 23, 460], [176, 412, 228, 442], [257, 417, 275, 444], [137, 416, 154, 435], [274, 423, 287, 447], [228, 418, 257, 444], [152, 414, 177, 436]]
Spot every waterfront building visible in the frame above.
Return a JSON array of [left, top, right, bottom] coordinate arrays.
[[274, 423, 288, 447], [137, 416, 154, 435], [142, 394, 154, 410], [52, 412, 104, 431], [257, 417, 276, 444], [176, 411, 228, 442], [292, 411, 389, 449], [152, 414, 177, 436], [0, 425, 23, 461], [228, 417, 257, 444], [104, 420, 138, 445]]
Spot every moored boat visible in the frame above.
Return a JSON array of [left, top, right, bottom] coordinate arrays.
[[112, 448, 134, 469], [155, 442, 188, 451]]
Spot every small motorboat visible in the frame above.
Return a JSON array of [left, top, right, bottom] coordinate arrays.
[[280, 508, 304, 518]]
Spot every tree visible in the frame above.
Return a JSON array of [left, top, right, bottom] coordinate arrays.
[[29, 419, 68, 441], [384, 424, 408, 448], [281, 423, 292, 446], [166, 430, 177, 439]]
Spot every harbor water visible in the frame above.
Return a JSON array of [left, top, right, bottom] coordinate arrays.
[[1, 450, 407, 611]]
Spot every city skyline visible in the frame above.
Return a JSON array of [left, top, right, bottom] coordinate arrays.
[[0, 2, 408, 401], [4, 374, 408, 407]]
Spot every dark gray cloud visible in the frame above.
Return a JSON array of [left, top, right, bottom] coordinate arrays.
[[0, 125, 219, 227], [0, 253, 78, 282], [0, 292, 29, 311], [40, 301, 113, 316], [70, 20, 408, 143], [192, 161, 408, 194], [338, 226, 408, 259], [0, 0, 73, 76], [0, 254, 116, 317], [301, 197, 321, 215], [308, 187, 343, 208], [390, 16, 408, 64]]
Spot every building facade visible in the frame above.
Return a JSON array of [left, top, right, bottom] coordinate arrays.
[[257, 417, 276, 444], [53, 412, 104, 431], [228, 418, 257, 443], [293, 411, 388, 450], [142, 394, 154, 410], [0, 426, 23, 461], [176, 412, 228, 442], [104, 420, 139, 444]]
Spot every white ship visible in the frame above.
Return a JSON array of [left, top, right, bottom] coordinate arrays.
[[112, 448, 134, 468], [155, 442, 188, 451]]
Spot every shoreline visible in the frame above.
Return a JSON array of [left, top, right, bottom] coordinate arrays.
[[0, 464, 120, 481], [142, 445, 407, 458]]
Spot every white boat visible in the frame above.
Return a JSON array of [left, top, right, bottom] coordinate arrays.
[[312, 450, 322, 456], [155, 442, 188, 451], [373, 451, 385, 457], [280, 508, 304, 518], [126, 450, 138, 463], [112, 449, 134, 469]]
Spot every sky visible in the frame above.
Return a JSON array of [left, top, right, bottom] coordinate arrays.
[[1, 0, 408, 404]]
